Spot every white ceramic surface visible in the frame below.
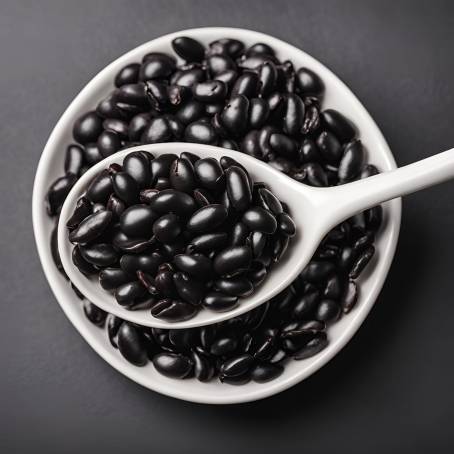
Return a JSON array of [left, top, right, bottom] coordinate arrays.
[[32, 27, 401, 404]]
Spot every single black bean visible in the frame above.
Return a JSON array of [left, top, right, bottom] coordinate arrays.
[[242, 207, 277, 234], [194, 157, 225, 191], [115, 63, 140, 87], [338, 139, 365, 182], [210, 337, 238, 356], [148, 189, 197, 217], [123, 151, 152, 188], [66, 196, 91, 230], [115, 281, 147, 306], [173, 253, 212, 276], [220, 95, 249, 137], [144, 80, 170, 110], [106, 314, 123, 348], [322, 109, 356, 143], [99, 268, 131, 290], [149, 154, 177, 183], [209, 38, 244, 58], [69, 210, 112, 243], [151, 299, 198, 322], [240, 130, 262, 159], [220, 372, 251, 385], [349, 245, 375, 279], [257, 188, 283, 215], [277, 212, 296, 237], [187, 204, 228, 234], [231, 72, 259, 98], [303, 162, 328, 187], [188, 232, 228, 253], [140, 55, 175, 81], [213, 245, 252, 276], [112, 172, 139, 205], [83, 301, 107, 327], [269, 133, 297, 160], [247, 261, 267, 286], [191, 349, 215, 382], [119, 204, 156, 238], [299, 138, 321, 163], [214, 276, 253, 297], [193, 80, 228, 102], [293, 332, 328, 360], [45, 173, 77, 216], [72, 246, 97, 276], [184, 120, 218, 145], [248, 98, 269, 129], [301, 260, 335, 283], [203, 292, 238, 312], [141, 117, 173, 143], [173, 272, 205, 305], [153, 214, 181, 243], [193, 188, 214, 206], [258, 61, 278, 97], [169, 158, 196, 193], [79, 243, 118, 267], [64, 144, 85, 176], [153, 352, 193, 378], [316, 131, 342, 164], [341, 279, 358, 313], [116, 83, 149, 107], [103, 118, 129, 139], [315, 299, 341, 322], [251, 363, 284, 383], [282, 93, 305, 135], [172, 36, 205, 62], [173, 68, 206, 87], [117, 323, 148, 366], [225, 166, 252, 212], [73, 111, 103, 144], [220, 354, 254, 378], [295, 67, 324, 96], [154, 270, 177, 298]]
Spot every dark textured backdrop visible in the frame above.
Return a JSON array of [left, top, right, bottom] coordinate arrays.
[[2, 0, 454, 452]]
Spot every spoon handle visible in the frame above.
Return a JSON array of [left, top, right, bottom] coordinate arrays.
[[317, 147, 454, 225]]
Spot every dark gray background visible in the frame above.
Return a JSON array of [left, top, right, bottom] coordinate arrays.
[[2, 0, 454, 452]]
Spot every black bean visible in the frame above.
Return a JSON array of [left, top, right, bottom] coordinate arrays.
[[103, 118, 129, 139], [69, 210, 112, 243], [225, 165, 252, 212], [144, 80, 170, 110], [153, 352, 193, 378], [128, 113, 151, 141], [172, 272, 205, 305], [269, 133, 297, 160], [188, 232, 228, 253], [193, 80, 228, 103], [293, 332, 328, 360], [117, 323, 147, 366], [207, 54, 236, 76], [141, 117, 173, 143], [257, 188, 283, 215], [278, 212, 296, 237], [213, 245, 252, 276], [150, 154, 177, 183], [106, 314, 122, 347], [112, 172, 140, 205], [148, 189, 197, 217], [220, 354, 254, 378], [338, 139, 365, 183], [184, 120, 218, 145], [120, 251, 163, 275], [210, 337, 238, 356], [322, 109, 356, 143], [154, 270, 177, 298], [45, 173, 77, 216], [79, 243, 118, 267], [140, 55, 175, 81], [303, 162, 328, 187], [349, 245, 375, 279], [115, 63, 140, 87], [153, 214, 181, 243], [242, 207, 277, 234], [191, 350, 215, 382], [316, 131, 342, 164], [341, 279, 358, 313], [169, 158, 196, 193], [214, 276, 253, 297], [99, 268, 131, 290], [251, 363, 283, 383], [220, 372, 251, 385], [66, 196, 91, 230], [295, 67, 324, 96], [203, 291, 239, 311], [64, 144, 85, 176], [115, 281, 147, 306], [173, 68, 206, 87], [315, 299, 341, 322], [186, 204, 228, 234], [172, 36, 205, 62], [119, 204, 156, 238], [151, 299, 198, 322], [116, 83, 149, 107], [194, 158, 225, 191], [231, 72, 259, 98], [72, 246, 97, 276], [247, 261, 267, 286], [123, 151, 152, 188], [220, 95, 249, 137], [299, 138, 321, 163], [173, 253, 212, 277], [301, 260, 335, 283], [73, 111, 103, 144], [283, 93, 305, 135], [83, 301, 107, 327]]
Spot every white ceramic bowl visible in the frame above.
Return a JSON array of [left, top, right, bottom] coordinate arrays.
[[32, 27, 401, 404]]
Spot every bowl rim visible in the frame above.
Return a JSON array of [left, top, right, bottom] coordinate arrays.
[[32, 26, 402, 404]]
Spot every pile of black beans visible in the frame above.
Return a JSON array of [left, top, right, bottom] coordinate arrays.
[[47, 35, 382, 384], [67, 151, 295, 321]]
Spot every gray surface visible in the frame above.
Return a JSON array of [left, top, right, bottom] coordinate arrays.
[[1, 0, 454, 452]]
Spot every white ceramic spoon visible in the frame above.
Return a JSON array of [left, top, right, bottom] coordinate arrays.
[[58, 142, 454, 329]]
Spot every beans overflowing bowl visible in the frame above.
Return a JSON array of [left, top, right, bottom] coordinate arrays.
[[33, 28, 401, 403], [66, 150, 296, 322]]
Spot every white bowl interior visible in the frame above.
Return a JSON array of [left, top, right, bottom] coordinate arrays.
[[32, 27, 401, 404]]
